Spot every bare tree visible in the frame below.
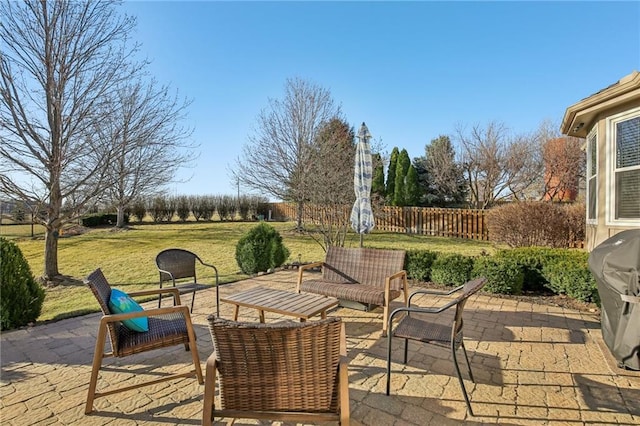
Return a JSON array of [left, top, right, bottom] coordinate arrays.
[[0, 0, 136, 282], [102, 77, 195, 228], [536, 120, 585, 201], [414, 135, 466, 206], [234, 77, 342, 229], [456, 121, 543, 209], [303, 118, 355, 249]]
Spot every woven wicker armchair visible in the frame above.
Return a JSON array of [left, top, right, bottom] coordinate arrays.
[[385, 277, 487, 416], [203, 316, 350, 425], [84, 268, 203, 414], [156, 248, 219, 314]]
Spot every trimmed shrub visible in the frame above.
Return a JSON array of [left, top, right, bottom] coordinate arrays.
[[235, 223, 290, 274], [472, 256, 524, 295], [430, 253, 474, 286], [129, 199, 147, 222], [486, 201, 572, 248], [405, 249, 438, 282], [495, 247, 555, 292], [542, 253, 599, 304], [0, 237, 45, 330], [175, 196, 191, 222]]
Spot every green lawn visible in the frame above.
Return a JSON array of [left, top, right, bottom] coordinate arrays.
[[4, 221, 497, 324]]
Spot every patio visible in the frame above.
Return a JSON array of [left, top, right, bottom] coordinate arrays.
[[1, 270, 639, 425]]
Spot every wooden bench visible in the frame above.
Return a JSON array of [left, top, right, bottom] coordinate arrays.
[[296, 247, 408, 335]]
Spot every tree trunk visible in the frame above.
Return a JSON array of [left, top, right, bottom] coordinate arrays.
[[43, 227, 59, 280], [296, 200, 304, 231], [116, 205, 126, 228]]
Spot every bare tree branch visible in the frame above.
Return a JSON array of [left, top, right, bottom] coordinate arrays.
[[0, 0, 137, 281]]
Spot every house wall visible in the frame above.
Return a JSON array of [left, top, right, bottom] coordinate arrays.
[[588, 99, 640, 251]]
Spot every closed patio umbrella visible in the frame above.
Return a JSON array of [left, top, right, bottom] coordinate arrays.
[[350, 122, 375, 247]]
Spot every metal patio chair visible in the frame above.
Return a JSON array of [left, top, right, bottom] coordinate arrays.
[[386, 277, 487, 416], [155, 248, 219, 314]]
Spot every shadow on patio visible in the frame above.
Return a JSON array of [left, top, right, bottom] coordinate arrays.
[[1, 270, 638, 425]]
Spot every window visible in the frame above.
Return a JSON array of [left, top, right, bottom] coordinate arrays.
[[586, 129, 597, 222], [608, 108, 640, 223]]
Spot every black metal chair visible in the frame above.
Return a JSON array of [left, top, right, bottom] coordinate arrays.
[[386, 277, 487, 416], [155, 248, 219, 315]]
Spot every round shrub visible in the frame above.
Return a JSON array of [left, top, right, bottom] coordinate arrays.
[[542, 259, 599, 304], [235, 223, 290, 274], [430, 253, 474, 286], [405, 249, 437, 282], [472, 256, 524, 295], [0, 237, 45, 330]]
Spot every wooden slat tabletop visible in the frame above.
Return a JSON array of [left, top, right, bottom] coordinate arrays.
[[221, 287, 339, 321]]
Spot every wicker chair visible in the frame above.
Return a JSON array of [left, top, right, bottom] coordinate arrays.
[[155, 248, 219, 314], [203, 316, 350, 426], [84, 268, 203, 414], [386, 277, 487, 416]]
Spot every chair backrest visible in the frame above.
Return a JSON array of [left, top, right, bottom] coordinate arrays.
[[207, 316, 343, 413], [323, 246, 405, 289], [85, 268, 121, 351], [156, 249, 198, 282], [452, 277, 487, 340]]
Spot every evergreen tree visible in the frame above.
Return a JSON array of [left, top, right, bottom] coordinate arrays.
[[404, 165, 421, 206], [393, 149, 411, 206], [386, 147, 399, 202], [371, 153, 385, 199]]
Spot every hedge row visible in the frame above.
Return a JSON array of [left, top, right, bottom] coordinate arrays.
[[404, 247, 598, 304]]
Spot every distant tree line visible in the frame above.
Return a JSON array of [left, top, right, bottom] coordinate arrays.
[[121, 194, 271, 223]]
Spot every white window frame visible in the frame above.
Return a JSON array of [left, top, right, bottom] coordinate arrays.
[[606, 106, 640, 226], [586, 127, 598, 225]]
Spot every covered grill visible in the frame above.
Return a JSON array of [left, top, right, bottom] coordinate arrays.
[[588, 229, 640, 370]]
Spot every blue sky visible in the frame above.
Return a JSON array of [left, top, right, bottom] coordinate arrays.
[[122, 1, 640, 197]]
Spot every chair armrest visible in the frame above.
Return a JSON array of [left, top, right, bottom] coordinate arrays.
[[157, 268, 176, 285], [198, 261, 220, 284], [100, 304, 191, 326], [128, 287, 182, 305], [407, 284, 463, 306], [387, 270, 407, 281], [296, 261, 325, 292]]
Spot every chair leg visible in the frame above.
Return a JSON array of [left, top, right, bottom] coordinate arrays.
[[403, 338, 409, 364], [190, 290, 195, 313], [451, 341, 474, 416], [386, 328, 393, 395], [86, 324, 108, 414], [202, 355, 217, 426], [460, 340, 475, 383]]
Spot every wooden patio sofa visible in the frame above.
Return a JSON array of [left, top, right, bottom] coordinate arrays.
[[296, 246, 408, 335]]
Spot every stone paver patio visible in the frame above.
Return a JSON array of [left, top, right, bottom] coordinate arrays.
[[1, 270, 639, 425]]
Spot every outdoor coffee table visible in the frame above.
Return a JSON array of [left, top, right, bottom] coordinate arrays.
[[220, 287, 339, 323]]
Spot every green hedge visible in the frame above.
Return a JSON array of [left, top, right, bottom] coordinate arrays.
[[81, 213, 129, 227], [402, 246, 597, 304], [404, 249, 438, 282], [235, 223, 290, 274], [430, 253, 474, 286], [472, 256, 524, 295]]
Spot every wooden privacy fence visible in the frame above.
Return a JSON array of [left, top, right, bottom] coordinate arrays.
[[268, 203, 489, 241]]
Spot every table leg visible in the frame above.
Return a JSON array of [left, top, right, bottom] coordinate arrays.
[[233, 305, 239, 321], [258, 310, 265, 323], [321, 311, 327, 319]]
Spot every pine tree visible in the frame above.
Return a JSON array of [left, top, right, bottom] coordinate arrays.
[[404, 165, 421, 206], [393, 149, 411, 206], [386, 147, 399, 202], [371, 153, 386, 199]]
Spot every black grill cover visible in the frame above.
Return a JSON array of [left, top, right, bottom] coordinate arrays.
[[588, 229, 640, 370]]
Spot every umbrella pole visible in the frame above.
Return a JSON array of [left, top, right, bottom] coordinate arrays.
[[360, 233, 363, 248]]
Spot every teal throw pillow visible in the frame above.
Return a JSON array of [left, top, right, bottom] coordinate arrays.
[[108, 288, 149, 332]]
